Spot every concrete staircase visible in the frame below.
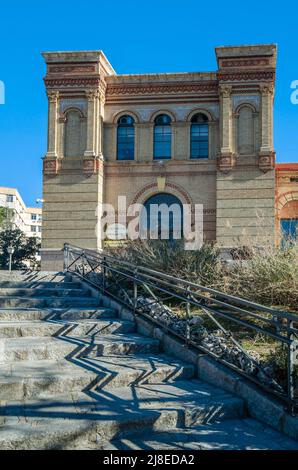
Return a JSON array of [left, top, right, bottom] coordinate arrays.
[[0, 272, 297, 450]]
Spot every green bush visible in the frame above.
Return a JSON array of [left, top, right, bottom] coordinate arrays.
[[0, 228, 40, 269]]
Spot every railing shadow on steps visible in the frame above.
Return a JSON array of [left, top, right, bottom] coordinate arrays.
[[63, 243, 298, 414]]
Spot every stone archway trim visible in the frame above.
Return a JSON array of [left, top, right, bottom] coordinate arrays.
[[131, 181, 194, 209], [277, 191, 298, 211]]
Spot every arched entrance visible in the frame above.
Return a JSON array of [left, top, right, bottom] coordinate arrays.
[[140, 193, 183, 240]]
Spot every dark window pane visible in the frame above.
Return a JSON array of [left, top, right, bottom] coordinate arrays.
[[117, 115, 135, 160], [190, 121, 209, 159], [153, 115, 172, 159], [154, 114, 172, 125]]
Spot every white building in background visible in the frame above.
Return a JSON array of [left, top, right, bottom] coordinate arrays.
[[0, 187, 42, 238]]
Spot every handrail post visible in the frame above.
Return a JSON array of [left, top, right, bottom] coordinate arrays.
[[102, 256, 107, 291], [63, 243, 69, 272], [185, 286, 191, 346], [133, 269, 138, 315], [287, 319, 296, 412]]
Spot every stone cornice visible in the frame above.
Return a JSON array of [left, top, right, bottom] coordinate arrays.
[[218, 70, 275, 82], [106, 81, 218, 97], [44, 76, 104, 88]]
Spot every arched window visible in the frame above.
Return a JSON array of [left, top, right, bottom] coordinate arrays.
[[153, 114, 172, 160], [117, 115, 135, 160], [190, 113, 209, 159], [140, 193, 183, 239]]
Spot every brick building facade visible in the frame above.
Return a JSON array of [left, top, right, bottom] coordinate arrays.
[[41, 44, 282, 270]]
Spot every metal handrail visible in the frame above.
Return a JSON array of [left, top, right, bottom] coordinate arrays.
[[63, 242, 298, 411]]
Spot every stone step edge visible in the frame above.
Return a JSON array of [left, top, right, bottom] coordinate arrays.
[[92, 288, 298, 444]]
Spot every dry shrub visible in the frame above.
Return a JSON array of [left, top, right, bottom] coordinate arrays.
[[109, 238, 298, 311]]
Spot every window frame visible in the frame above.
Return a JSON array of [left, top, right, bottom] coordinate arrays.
[[153, 114, 172, 160], [190, 113, 209, 159], [116, 115, 135, 161]]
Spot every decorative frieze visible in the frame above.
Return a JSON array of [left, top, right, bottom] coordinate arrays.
[[44, 77, 102, 88], [221, 57, 270, 68], [218, 70, 275, 82], [48, 65, 96, 74], [106, 82, 218, 97]]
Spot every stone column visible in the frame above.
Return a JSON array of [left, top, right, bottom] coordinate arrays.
[[84, 89, 100, 158], [220, 85, 232, 154], [217, 85, 235, 172], [259, 83, 275, 171], [83, 89, 102, 176], [46, 91, 59, 158], [43, 91, 60, 176]]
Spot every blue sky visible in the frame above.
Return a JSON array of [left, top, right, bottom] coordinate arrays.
[[0, 0, 297, 207]]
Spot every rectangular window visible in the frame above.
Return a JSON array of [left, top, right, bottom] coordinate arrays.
[[6, 195, 14, 202], [117, 126, 134, 160], [153, 126, 171, 159], [31, 226, 37, 232], [38, 226, 42, 233], [31, 214, 37, 221], [190, 124, 209, 159]]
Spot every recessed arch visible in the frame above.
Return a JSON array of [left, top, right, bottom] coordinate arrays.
[[277, 191, 298, 212], [63, 108, 87, 157], [149, 109, 177, 123], [131, 181, 194, 209], [186, 108, 215, 122], [62, 106, 86, 119], [112, 110, 141, 124], [234, 102, 257, 116]]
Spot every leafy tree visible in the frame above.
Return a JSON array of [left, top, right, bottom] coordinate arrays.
[[0, 228, 40, 269], [0, 206, 14, 229]]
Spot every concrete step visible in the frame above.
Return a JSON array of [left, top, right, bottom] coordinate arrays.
[[0, 296, 99, 308], [77, 333, 160, 358], [0, 354, 195, 400], [82, 353, 195, 389], [0, 383, 245, 449], [0, 272, 68, 283], [0, 334, 160, 362], [104, 418, 298, 451], [0, 288, 91, 298], [0, 319, 135, 338], [0, 307, 117, 321], [86, 381, 245, 427], [0, 403, 176, 450], [0, 281, 81, 289]]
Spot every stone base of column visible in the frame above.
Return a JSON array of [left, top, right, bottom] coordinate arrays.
[[40, 249, 64, 271], [83, 157, 102, 177], [217, 152, 236, 173], [258, 151, 276, 172], [43, 157, 61, 177]]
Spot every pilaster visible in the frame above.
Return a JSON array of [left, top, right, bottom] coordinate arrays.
[[45, 91, 59, 159], [217, 85, 235, 172], [259, 83, 275, 171]]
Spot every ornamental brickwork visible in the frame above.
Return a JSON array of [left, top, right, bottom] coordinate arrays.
[[41, 45, 279, 270]]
